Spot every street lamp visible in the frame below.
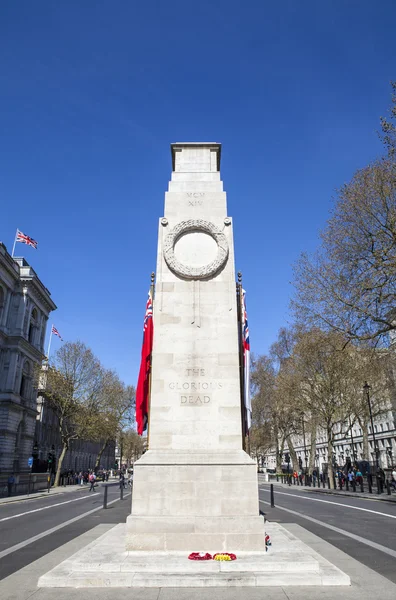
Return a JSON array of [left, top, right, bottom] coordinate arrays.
[[363, 382, 380, 470]]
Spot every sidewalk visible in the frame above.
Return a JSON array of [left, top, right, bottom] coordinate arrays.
[[260, 477, 396, 503], [0, 479, 118, 505]]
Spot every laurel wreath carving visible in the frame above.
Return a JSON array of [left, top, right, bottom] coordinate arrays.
[[163, 219, 229, 280]]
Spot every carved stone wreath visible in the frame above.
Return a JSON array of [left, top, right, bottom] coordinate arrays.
[[163, 219, 229, 280]]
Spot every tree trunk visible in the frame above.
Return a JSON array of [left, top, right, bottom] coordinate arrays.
[[286, 435, 298, 472], [94, 439, 108, 471], [327, 434, 335, 490], [358, 418, 369, 461], [54, 442, 68, 487], [309, 418, 317, 475]]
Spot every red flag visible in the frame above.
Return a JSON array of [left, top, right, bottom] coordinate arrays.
[[136, 290, 153, 435]]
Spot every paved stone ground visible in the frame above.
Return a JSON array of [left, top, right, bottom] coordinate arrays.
[[1, 521, 396, 600]]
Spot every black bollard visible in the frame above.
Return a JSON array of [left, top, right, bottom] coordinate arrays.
[[352, 480, 356, 493], [322, 478, 325, 489], [346, 479, 349, 491], [368, 475, 372, 494], [103, 485, 108, 509], [376, 476, 380, 495], [120, 485, 124, 501], [270, 483, 275, 507], [327, 475, 331, 489], [360, 480, 364, 493], [387, 481, 391, 495]]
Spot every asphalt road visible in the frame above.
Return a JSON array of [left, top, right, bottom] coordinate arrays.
[[259, 482, 396, 584], [0, 482, 131, 580]]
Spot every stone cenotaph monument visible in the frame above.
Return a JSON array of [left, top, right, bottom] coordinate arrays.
[[126, 141, 266, 552], [38, 143, 350, 588]]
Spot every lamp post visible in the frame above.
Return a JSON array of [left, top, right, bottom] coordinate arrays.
[[363, 382, 379, 470]]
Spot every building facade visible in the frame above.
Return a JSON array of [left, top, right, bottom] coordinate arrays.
[[260, 406, 396, 474], [0, 242, 56, 474]]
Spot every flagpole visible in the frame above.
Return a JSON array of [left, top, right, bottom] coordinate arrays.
[[47, 327, 53, 359], [146, 271, 155, 450], [237, 272, 247, 452], [11, 229, 18, 258]]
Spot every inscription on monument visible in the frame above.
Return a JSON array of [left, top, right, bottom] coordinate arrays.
[[173, 365, 218, 405], [181, 394, 211, 405]]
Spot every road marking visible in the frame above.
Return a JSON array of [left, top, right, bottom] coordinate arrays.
[[0, 494, 93, 522], [0, 493, 130, 559], [259, 499, 396, 559], [259, 487, 396, 519]]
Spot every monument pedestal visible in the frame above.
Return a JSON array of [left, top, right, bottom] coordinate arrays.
[[126, 449, 265, 551], [38, 522, 350, 588]]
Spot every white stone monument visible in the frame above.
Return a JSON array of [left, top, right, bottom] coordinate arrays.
[[126, 142, 266, 552], [38, 143, 350, 587]]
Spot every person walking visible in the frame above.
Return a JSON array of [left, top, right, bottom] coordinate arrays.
[[89, 471, 96, 492], [7, 473, 15, 497]]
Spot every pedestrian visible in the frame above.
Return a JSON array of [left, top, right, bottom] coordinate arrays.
[[7, 473, 15, 497], [390, 468, 396, 491], [89, 471, 96, 492], [105, 470, 109, 482], [355, 469, 363, 486]]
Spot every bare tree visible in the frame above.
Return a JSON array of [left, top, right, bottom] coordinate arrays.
[[121, 429, 145, 466], [289, 329, 365, 488], [41, 341, 104, 486], [293, 159, 396, 345], [84, 370, 135, 470]]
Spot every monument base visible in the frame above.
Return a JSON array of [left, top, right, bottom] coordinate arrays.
[[126, 449, 267, 551], [38, 522, 350, 588]]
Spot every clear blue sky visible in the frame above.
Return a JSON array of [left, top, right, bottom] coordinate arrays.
[[1, 1, 395, 386]]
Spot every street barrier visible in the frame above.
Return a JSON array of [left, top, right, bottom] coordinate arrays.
[[270, 483, 275, 507]]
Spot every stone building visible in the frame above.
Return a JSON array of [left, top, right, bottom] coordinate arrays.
[[0, 242, 56, 474]]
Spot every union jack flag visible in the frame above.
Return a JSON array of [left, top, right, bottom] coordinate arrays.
[[143, 292, 153, 331], [16, 230, 38, 249], [242, 289, 251, 432], [51, 325, 63, 341]]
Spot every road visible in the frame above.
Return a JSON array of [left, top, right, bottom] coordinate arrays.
[[0, 482, 131, 580], [259, 482, 396, 584], [1, 480, 396, 586]]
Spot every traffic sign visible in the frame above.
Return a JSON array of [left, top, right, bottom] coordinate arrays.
[[28, 456, 33, 468]]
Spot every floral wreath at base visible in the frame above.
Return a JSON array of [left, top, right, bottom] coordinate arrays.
[[188, 552, 237, 561], [188, 552, 212, 561], [213, 553, 237, 561]]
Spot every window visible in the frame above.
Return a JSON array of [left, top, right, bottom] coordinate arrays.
[[0, 286, 4, 320], [28, 308, 38, 344], [19, 360, 31, 399]]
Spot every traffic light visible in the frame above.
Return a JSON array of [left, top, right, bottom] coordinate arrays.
[[114, 460, 118, 470], [298, 456, 303, 468], [285, 453, 290, 464]]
